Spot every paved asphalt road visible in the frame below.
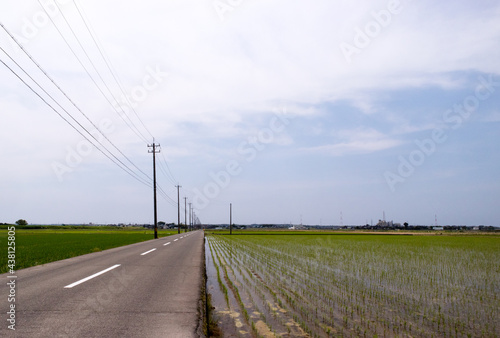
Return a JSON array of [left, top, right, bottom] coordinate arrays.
[[1, 230, 205, 337]]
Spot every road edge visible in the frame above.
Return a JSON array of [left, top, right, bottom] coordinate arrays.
[[196, 232, 208, 337]]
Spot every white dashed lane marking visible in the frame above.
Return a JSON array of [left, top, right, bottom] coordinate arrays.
[[140, 248, 157, 256], [64, 264, 121, 288]]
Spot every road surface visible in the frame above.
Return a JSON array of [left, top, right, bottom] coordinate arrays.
[[1, 230, 205, 337]]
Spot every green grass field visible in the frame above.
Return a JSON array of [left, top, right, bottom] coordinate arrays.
[[0, 227, 177, 274], [207, 232, 499, 337]]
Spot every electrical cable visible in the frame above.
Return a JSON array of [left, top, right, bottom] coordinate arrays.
[[158, 151, 178, 186], [36, 0, 150, 144], [73, 0, 155, 141], [2, 2, 182, 215], [0, 22, 153, 184], [0, 55, 151, 187], [49, 0, 150, 143], [52, 2, 182, 197], [157, 187, 178, 209], [40, 1, 181, 195], [157, 157, 177, 186]]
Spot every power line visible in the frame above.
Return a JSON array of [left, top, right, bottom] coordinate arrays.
[[157, 156, 177, 186], [36, 0, 150, 144], [0, 55, 151, 187], [43, 2, 182, 200], [159, 151, 178, 185], [2, 2, 183, 214], [37, 2, 181, 196], [73, 0, 154, 141], [49, 0, 150, 143], [0, 22, 153, 185], [157, 185, 177, 207]]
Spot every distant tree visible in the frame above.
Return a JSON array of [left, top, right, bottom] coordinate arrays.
[[15, 219, 28, 226], [404, 222, 409, 229]]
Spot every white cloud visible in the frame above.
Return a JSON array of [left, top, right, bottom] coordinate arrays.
[[300, 127, 401, 156]]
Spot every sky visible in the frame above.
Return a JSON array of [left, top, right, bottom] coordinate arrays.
[[1, 0, 499, 226]]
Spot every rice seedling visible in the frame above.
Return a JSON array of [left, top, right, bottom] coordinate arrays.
[[206, 233, 499, 337]]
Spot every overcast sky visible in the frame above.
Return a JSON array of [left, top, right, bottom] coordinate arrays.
[[1, 0, 499, 226]]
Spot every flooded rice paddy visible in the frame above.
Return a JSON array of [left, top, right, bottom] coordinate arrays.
[[205, 233, 499, 337]]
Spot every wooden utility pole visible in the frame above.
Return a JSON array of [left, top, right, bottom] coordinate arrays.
[[148, 140, 160, 239], [184, 197, 187, 232], [176, 185, 181, 234], [230, 203, 232, 235], [188, 202, 192, 231]]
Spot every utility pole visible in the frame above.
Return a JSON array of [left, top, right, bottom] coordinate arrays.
[[176, 185, 181, 234], [184, 197, 187, 232], [188, 202, 192, 231], [230, 203, 232, 235], [148, 140, 160, 239]]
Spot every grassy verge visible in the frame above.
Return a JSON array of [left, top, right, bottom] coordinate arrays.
[[0, 227, 175, 274]]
